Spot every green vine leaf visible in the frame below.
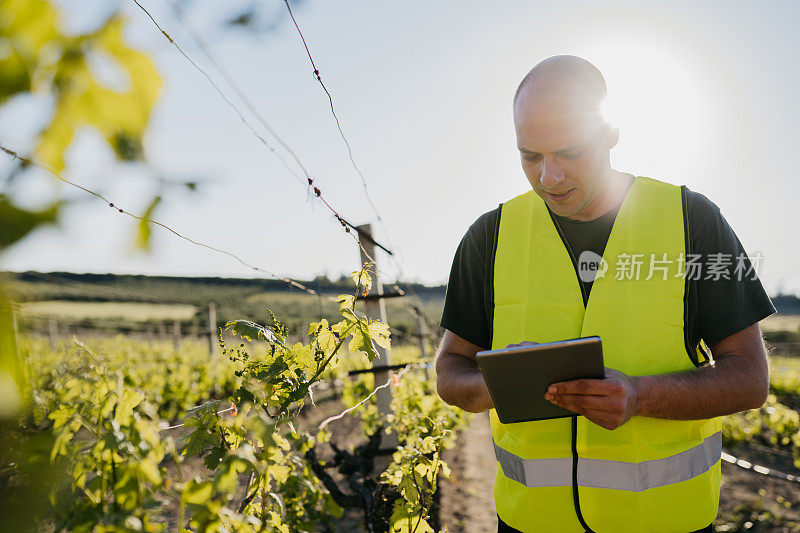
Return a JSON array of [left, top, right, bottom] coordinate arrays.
[[35, 15, 162, 171], [224, 319, 276, 343], [135, 195, 161, 251], [368, 320, 391, 350], [182, 479, 213, 505], [336, 294, 355, 312], [308, 319, 336, 356], [350, 267, 373, 296], [0, 195, 59, 249], [349, 321, 379, 362]]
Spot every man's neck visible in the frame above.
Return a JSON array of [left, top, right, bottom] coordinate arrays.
[[569, 171, 635, 222]]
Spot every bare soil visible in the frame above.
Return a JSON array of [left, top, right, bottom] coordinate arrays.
[[436, 412, 800, 533], [438, 412, 497, 532], [161, 398, 800, 532]]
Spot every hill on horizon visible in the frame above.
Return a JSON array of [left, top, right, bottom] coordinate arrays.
[[3, 270, 447, 340]]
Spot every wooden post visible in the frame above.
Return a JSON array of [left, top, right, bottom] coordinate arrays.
[[207, 303, 218, 355], [413, 306, 431, 380], [49, 317, 58, 349], [10, 304, 21, 362], [356, 224, 394, 432], [173, 320, 182, 351], [2, 302, 25, 415], [158, 322, 167, 343]]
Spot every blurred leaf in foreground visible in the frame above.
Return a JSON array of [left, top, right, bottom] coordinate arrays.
[[135, 195, 161, 251], [0, 195, 59, 249], [0, 0, 162, 172]]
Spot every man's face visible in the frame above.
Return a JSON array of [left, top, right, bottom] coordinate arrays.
[[514, 94, 614, 220]]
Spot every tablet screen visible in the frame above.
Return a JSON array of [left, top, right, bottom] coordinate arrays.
[[476, 336, 604, 423]]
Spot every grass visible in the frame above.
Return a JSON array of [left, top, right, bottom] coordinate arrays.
[[17, 292, 444, 340], [762, 314, 800, 333], [20, 300, 198, 322], [3, 271, 447, 337]]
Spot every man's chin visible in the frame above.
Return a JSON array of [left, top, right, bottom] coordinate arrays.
[[544, 200, 577, 218], [534, 189, 580, 217]]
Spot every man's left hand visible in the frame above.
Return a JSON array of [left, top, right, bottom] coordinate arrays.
[[545, 368, 640, 430]]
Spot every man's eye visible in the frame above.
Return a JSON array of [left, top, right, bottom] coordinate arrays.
[[560, 151, 583, 159], [521, 153, 541, 162]]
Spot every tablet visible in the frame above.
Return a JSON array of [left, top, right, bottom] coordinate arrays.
[[476, 336, 604, 424]]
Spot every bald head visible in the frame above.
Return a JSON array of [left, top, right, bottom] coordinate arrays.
[[513, 55, 607, 118], [512, 56, 623, 221]]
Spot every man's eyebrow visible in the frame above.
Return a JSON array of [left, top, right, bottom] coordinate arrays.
[[555, 143, 586, 154], [518, 143, 586, 155]]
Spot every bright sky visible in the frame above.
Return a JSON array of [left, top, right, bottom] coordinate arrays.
[[2, 0, 799, 295]]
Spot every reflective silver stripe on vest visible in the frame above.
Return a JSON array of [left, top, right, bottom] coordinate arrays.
[[494, 431, 721, 492], [492, 441, 573, 487]]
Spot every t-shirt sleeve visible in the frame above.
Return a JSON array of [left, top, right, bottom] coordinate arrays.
[[439, 209, 497, 349], [688, 191, 776, 346]]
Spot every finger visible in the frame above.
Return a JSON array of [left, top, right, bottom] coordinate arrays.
[[545, 393, 616, 413], [545, 393, 582, 414], [547, 379, 609, 396], [505, 341, 540, 349]]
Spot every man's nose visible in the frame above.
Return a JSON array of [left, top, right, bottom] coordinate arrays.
[[540, 156, 565, 189]]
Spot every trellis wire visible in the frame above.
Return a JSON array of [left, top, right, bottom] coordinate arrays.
[[280, 0, 393, 247], [0, 145, 317, 296], [721, 450, 799, 484], [132, 0, 392, 253]]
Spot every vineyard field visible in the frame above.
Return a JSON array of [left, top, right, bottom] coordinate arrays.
[[21, 301, 199, 322], [1, 0, 797, 531], [7, 272, 446, 341], [762, 314, 800, 333], [2, 276, 468, 532], [3, 292, 800, 531]]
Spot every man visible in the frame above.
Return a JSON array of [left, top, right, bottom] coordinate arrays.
[[435, 55, 775, 533]]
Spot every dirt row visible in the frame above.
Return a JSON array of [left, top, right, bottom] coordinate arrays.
[[162, 398, 798, 532], [438, 412, 800, 533]]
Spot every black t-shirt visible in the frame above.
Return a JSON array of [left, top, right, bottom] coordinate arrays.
[[440, 186, 775, 352]]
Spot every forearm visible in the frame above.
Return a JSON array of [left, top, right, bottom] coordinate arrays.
[[435, 352, 493, 413], [634, 353, 769, 420]]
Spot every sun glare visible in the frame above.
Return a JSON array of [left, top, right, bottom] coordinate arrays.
[[598, 97, 616, 130], [579, 36, 715, 173]]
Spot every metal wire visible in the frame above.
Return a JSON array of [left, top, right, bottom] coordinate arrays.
[[1, 145, 317, 295], [721, 450, 799, 484]]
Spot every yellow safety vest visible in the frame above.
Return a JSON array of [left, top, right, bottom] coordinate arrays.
[[491, 176, 721, 532]]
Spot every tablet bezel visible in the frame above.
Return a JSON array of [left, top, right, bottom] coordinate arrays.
[[476, 336, 604, 424]]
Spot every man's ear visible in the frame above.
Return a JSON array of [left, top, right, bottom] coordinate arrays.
[[605, 125, 620, 150]]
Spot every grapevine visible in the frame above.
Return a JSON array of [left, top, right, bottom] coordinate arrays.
[[2, 266, 469, 532]]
